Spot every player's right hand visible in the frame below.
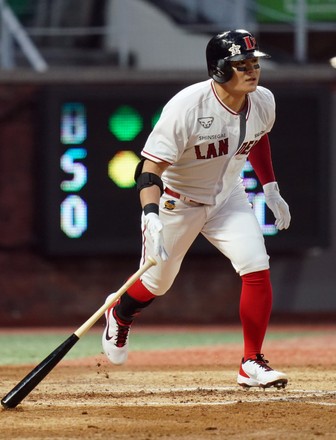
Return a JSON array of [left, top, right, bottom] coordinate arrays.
[[144, 213, 169, 261], [263, 182, 291, 230]]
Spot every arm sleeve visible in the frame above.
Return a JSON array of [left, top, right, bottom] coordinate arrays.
[[248, 133, 276, 185]]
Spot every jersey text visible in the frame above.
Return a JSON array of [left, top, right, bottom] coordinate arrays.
[[194, 139, 229, 159]]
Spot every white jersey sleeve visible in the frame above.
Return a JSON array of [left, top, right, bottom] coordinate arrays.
[[251, 86, 275, 134], [142, 99, 189, 164], [142, 80, 208, 164]]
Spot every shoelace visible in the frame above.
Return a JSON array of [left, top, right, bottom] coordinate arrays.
[[113, 309, 131, 347], [253, 354, 273, 371], [115, 325, 130, 347]]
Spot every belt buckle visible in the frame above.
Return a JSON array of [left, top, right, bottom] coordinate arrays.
[[180, 195, 192, 203], [182, 195, 199, 205]]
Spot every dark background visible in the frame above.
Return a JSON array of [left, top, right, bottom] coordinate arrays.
[[38, 83, 330, 255]]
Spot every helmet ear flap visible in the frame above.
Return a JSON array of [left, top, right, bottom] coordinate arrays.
[[212, 59, 233, 84]]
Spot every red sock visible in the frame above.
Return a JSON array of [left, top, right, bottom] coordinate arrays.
[[240, 269, 272, 361], [127, 278, 156, 302]]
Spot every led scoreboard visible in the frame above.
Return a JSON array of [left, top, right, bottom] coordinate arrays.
[[39, 84, 330, 256]]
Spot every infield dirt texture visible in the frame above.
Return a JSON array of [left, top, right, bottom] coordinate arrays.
[[1, 324, 335, 439]]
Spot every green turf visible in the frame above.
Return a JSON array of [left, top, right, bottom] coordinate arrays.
[[0, 331, 241, 365], [0, 329, 329, 366]]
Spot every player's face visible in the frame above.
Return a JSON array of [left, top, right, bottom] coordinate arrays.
[[226, 57, 261, 94]]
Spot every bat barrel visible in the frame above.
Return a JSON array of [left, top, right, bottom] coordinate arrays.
[[1, 334, 79, 409], [1, 257, 157, 409]]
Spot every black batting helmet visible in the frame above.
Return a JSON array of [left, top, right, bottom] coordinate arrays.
[[206, 29, 270, 84]]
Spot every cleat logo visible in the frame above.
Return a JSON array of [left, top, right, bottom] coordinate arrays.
[[105, 323, 113, 341], [105, 311, 114, 341], [198, 117, 214, 129]]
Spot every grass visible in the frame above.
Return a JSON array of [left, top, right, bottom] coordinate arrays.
[[0, 327, 330, 366], [0, 331, 241, 365]]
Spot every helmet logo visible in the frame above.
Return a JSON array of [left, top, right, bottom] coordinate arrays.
[[243, 35, 256, 50], [228, 44, 241, 56]]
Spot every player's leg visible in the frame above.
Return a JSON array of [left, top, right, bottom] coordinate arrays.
[[240, 269, 272, 362], [103, 194, 207, 365], [238, 270, 286, 388], [102, 280, 156, 365], [202, 185, 287, 388]]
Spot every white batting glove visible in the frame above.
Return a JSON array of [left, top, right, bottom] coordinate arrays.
[[144, 213, 169, 261], [263, 182, 291, 230]]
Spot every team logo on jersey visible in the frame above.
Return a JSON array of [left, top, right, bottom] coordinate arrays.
[[164, 200, 176, 210], [198, 117, 214, 129], [228, 44, 241, 56]]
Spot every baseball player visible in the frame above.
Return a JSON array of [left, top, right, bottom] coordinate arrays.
[[102, 30, 291, 389]]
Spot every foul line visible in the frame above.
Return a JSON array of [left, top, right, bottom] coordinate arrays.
[[119, 386, 336, 407], [31, 386, 336, 408], [140, 386, 335, 395]]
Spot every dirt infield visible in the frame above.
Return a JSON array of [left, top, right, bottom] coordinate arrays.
[[1, 327, 335, 439]]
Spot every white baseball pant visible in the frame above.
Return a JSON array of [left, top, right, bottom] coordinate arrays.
[[140, 183, 270, 296]]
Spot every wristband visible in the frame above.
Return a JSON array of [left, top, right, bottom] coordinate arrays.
[[263, 181, 279, 194], [143, 203, 159, 215]]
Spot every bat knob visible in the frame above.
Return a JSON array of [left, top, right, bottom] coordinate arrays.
[[148, 256, 158, 266]]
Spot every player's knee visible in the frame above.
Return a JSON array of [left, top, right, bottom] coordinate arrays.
[[141, 277, 172, 296], [235, 254, 270, 276]]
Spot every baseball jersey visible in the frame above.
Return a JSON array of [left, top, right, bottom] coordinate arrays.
[[142, 79, 275, 205]]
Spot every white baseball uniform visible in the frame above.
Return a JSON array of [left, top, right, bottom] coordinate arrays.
[[140, 79, 275, 295]]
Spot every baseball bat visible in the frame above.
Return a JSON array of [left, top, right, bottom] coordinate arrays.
[[1, 257, 157, 409]]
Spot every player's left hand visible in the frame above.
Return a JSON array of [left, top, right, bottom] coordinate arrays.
[[144, 212, 169, 261], [263, 182, 291, 230]]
